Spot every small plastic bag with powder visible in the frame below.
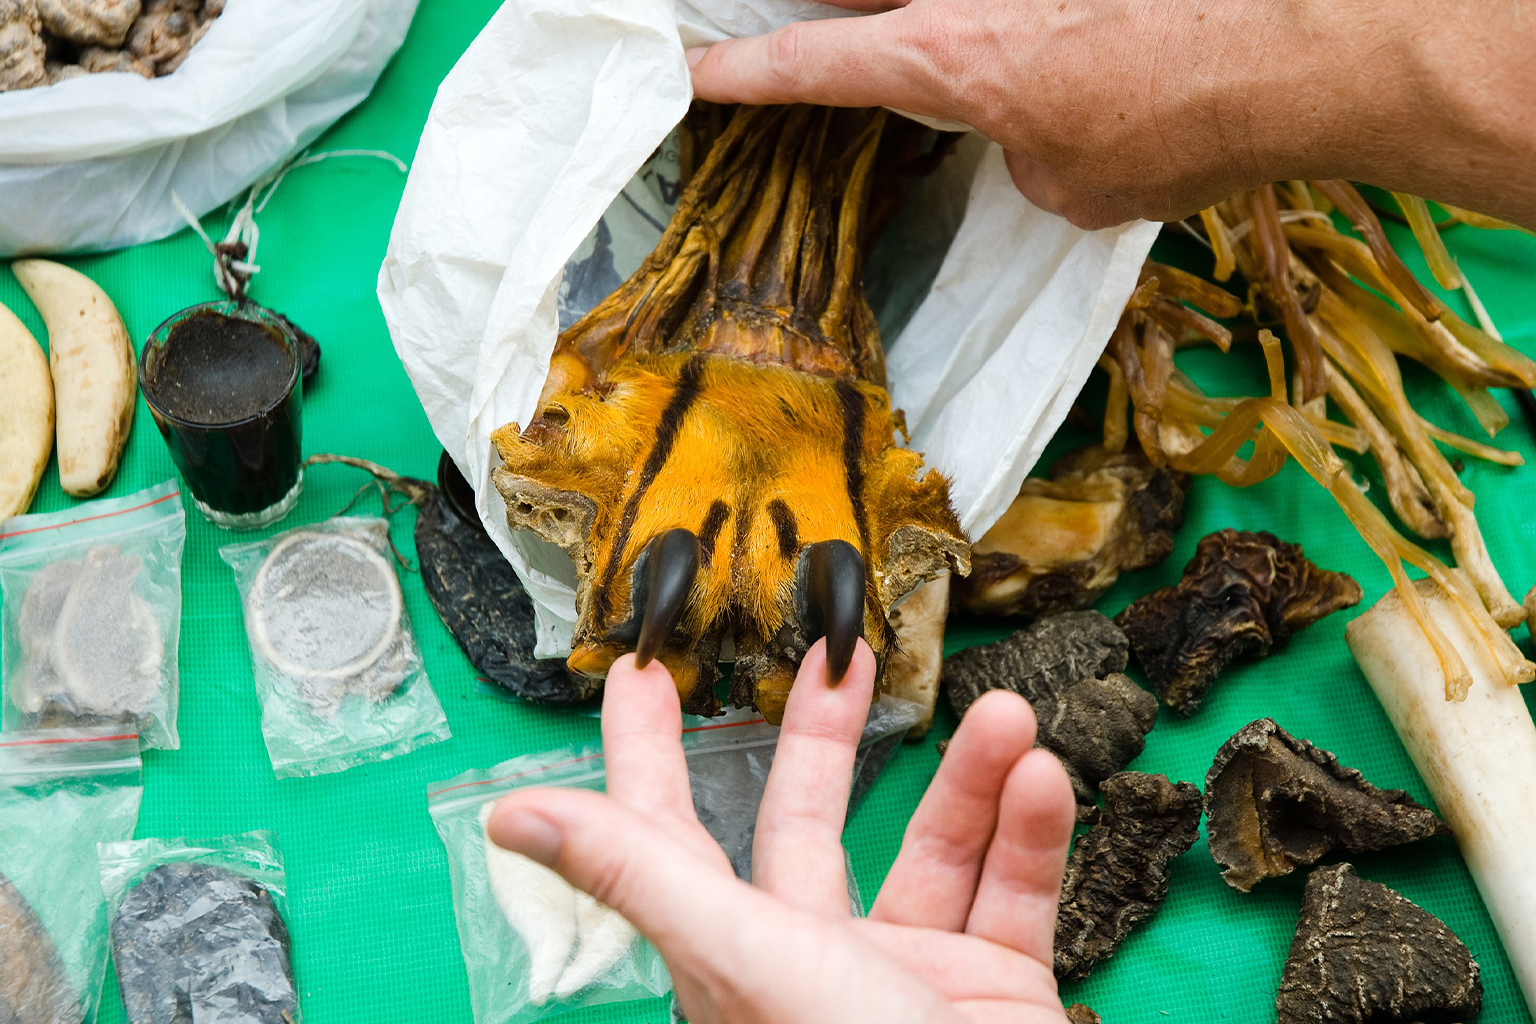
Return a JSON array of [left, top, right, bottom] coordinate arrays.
[[220, 516, 450, 778], [0, 480, 186, 749], [428, 749, 670, 1024]]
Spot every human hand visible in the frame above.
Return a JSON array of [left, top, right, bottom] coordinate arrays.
[[486, 640, 1077, 1024], [683, 0, 1536, 231]]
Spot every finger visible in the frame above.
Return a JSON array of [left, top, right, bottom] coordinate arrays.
[[870, 690, 1037, 930], [964, 748, 1076, 963], [601, 654, 695, 822], [686, 14, 936, 111], [752, 638, 876, 914]]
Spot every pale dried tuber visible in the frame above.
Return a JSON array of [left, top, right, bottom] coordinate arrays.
[[0, 0, 46, 91], [36, 0, 139, 46]]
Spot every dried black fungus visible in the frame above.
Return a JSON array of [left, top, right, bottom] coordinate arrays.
[[1204, 718, 1447, 892], [112, 862, 297, 1024], [0, 869, 79, 1024], [944, 612, 1155, 818], [416, 455, 593, 704], [955, 445, 1189, 619], [1116, 529, 1362, 714], [1277, 863, 1481, 1024], [1053, 772, 1201, 981]]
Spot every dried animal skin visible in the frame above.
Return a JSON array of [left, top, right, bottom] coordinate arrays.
[[37, 0, 139, 46], [1117, 529, 1363, 714], [492, 105, 969, 723], [1277, 863, 1481, 1024], [1205, 718, 1447, 892], [112, 862, 297, 1024], [0, 870, 79, 1024], [943, 612, 1154, 817], [955, 445, 1188, 618], [1053, 772, 1201, 981], [0, 0, 46, 91], [77, 44, 150, 75]]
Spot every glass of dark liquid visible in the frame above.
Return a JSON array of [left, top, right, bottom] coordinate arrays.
[[139, 301, 303, 529]]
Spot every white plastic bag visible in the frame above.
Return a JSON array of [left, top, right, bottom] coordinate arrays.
[[378, 0, 1159, 656], [0, 0, 419, 256]]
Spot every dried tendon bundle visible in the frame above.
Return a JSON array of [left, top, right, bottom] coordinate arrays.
[[492, 105, 969, 722], [1106, 184, 1536, 698]]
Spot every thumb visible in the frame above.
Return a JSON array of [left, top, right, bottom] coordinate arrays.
[[487, 787, 752, 960], [686, 14, 939, 112]]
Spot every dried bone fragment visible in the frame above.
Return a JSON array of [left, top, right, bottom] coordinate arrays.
[[78, 44, 149, 75], [882, 573, 949, 737], [955, 445, 1188, 618], [1053, 772, 1201, 981], [1205, 718, 1447, 892], [36, 0, 139, 46], [944, 612, 1153, 817], [1276, 863, 1481, 1024], [0, 869, 80, 1024], [0, 0, 46, 91], [1117, 529, 1362, 714]]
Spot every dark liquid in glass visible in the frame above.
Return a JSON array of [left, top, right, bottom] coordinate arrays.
[[141, 309, 302, 517]]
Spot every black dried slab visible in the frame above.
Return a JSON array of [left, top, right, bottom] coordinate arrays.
[[1054, 772, 1202, 981], [112, 863, 297, 1024], [1205, 719, 1447, 892], [944, 613, 1155, 818], [1277, 863, 1481, 1024], [0, 869, 79, 1024], [416, 492, 596, 704], [1116, 529, 1362, 714]]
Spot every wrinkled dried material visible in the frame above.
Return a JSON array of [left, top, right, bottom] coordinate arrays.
[[1205, 718, 1447, 892], [36, 0, 139, 45], [0, 870, 79, 1024], [1117, 529, 1362, 713], [112, 862, 297, 1024], [1277, 863, 1481, 1024], [1054, 772, 1201, 981], [955, 445, 1188, 618], [944, 612, 1155, 816], [1064, 1005, 1101, 1024], [0, 0, 46, 91]]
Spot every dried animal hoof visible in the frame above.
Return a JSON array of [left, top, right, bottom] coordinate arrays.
[[1053, 771, 1201, 981], [1277, 863, 1481, 1024], [1205, 718, 1447, 892], [37, 0, 139, 46], [955, 444, 1188, 618], [1117, 529, 1362, 714]]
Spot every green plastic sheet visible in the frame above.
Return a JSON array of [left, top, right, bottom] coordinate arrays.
[[2, 2, 1534, 1021]]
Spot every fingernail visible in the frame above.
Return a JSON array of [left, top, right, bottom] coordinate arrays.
[[492, 809, 564, 868], [684, 47, 706, 70]]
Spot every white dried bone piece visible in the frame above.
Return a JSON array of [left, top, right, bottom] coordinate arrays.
[[0, 0, 46, 92], [247, 530, 409, 714], [480, 803, 576, 1005]]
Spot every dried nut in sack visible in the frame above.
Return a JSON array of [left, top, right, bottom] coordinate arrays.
[[1277, 863, 1481, 1024], [0, 0, 47, 91], [1053, 771, 1201, 981], [36, 0, 139, 46], [14, 545, 162, 726], [0, 869, 80, 1024], [1116, 529, 1362, 714], [112, 863, 298, 1024], [1205, 718, 1447, 892], [246, 530, 411, 712], [491, 104, 970, 723], [954, 445, 1188, 619]]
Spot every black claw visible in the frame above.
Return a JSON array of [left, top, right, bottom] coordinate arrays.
[[803, 539, 865, 684], [635, 529, 700, 668]]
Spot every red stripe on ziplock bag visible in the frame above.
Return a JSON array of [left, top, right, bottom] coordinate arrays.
[[429, 752, 604, 799], [682, 717, 767, 733], [0, 492, 180, 540], [0, 733, 138, 748]]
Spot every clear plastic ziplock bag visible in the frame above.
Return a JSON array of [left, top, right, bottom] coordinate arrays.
[[0, 727, 143, 1024], [0, 480, 187, 750], [97, 831, 299, 1024], [220, 516, 450, 778], [428, 751, 670, 1024]]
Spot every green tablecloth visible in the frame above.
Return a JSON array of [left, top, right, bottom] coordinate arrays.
[[2, 3, 1535, 1022]]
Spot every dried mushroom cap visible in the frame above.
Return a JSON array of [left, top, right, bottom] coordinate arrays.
[[37, 0, 140, 46], [955, 444, 1188, 619], [1054, 771, 1201, 981], [1117, 529, 1363, 714], [1205, 718, 1448, 892], [1277, 863, 1481, 1024], [0, 0, 47, 91]]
